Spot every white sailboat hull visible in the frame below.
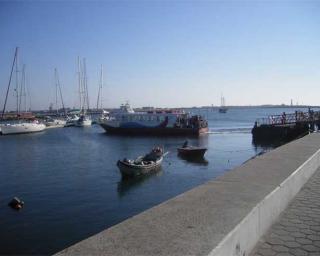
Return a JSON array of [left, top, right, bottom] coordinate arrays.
[[1, 123, 46, 135], [76, 119, 92, 127], [75, 114, 92, 127], [45, 119, 66, 128]]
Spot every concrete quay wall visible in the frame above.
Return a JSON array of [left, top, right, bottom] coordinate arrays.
[[56, 133, 320, 256]]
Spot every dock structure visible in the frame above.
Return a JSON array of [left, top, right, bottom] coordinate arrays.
[[56, 133, 320, 256], [252, 109, 320, 142]]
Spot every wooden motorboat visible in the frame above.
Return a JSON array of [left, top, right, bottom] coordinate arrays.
[[177, 141, 207, 158], [117, 147, 164, 178]]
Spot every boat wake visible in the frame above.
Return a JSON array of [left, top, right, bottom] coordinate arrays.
[[207, 127, 251, 134]]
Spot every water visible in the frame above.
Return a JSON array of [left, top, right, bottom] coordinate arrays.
[[0, 107, 311, 254]]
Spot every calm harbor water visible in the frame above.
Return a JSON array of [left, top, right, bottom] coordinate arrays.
[[0, 107, 312, 254]]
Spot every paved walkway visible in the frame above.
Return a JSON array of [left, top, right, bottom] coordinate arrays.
[[251, 168, 320, 256]]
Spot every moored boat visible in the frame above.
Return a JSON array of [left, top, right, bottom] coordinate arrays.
[[44, 116, 66, 128], [75, 114, 92, 127], [117, 147, 164, 178], [177, 147, 207, 158], [99, 103, 208, 136], [1, 48, 46, 135], [1, 121, 46, 135], [177, 141, 207, 158], [74, 57, 92, 127], [64, 114, 80, 127]]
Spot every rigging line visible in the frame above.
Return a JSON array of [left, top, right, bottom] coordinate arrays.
[[2, 47, 18, 120]]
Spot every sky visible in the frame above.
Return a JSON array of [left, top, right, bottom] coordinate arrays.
[[0, 0, 320, 110]]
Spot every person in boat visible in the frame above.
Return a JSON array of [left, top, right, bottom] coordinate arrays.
[[143, 147, 163, 161], [182, 140, 188, 148]]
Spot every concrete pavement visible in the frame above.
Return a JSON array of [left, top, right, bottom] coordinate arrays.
[[251, 167, 320, 256]]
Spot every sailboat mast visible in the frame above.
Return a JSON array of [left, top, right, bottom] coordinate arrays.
[[101, 65, 103, 109], [23, 68, 27, 113], [15, 48, 20, 116], [55, 69, 67, 117], [77, 57, 82, 113], [55, 68, 59, 115], [83, 58, 90, 112], [1, 47, 18, 120], [19, 64, 26, 114], [96, 64, 103, 110]]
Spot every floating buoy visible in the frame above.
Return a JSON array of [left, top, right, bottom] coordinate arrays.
[[8, 197, 24, 210]]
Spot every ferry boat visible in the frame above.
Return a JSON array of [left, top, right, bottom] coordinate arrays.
[[99, 103, 208, 136]]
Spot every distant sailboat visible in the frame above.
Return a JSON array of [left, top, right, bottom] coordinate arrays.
[[219, 95, 228, 113], [1, 47, 46, 135]]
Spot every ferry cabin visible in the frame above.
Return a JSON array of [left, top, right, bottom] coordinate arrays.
[[106, 111, 189, 128]]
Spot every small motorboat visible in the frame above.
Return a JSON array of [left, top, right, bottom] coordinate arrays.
[[177, 141, 207, 158], [117, 147, 165, 178]]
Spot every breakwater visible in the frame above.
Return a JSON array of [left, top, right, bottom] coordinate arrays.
[[56, 133, 320, 256]]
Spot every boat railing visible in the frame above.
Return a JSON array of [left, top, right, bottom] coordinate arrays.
[[255, 110, 320, 126]]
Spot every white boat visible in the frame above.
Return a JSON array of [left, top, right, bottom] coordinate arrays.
[[46, 68, 68, 128], [44, 116, 66, 128], [74, 57, 92, 127], [97, 110, 110, 124], [1, 47, 46, 135], [99, 102, 209, 136], [75, 115, 92, 127], [1, 121, 46, 135], [65, 114, 80, 127]]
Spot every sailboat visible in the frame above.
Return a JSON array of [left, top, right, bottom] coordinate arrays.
[[1, 47, 46, 135], [96, 65, 109, 124], [75, 57, 92, 127], [219, 95, 228, 113], [44, 69, 67, 128]]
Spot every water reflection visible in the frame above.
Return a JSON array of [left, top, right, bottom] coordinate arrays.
[[117, 169, 163, 197], [177, 154, 209, 165], [252, 137, 287, 151]]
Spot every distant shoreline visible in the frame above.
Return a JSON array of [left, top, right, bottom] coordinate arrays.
[[2, 105, 318, 114]]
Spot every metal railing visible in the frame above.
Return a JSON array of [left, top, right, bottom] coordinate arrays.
[[256, 111, 320, 126]]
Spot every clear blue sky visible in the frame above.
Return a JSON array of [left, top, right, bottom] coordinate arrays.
[[0, 0, 319, 110]]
